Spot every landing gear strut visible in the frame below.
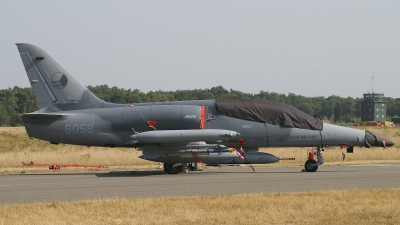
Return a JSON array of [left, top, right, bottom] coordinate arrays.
[[186, 162, 198, 171], [304, 146, 324, 172], [163, 163, 184, 174]]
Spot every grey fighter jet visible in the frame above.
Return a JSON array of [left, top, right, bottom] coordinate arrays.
[[16, 43, 395, 173]]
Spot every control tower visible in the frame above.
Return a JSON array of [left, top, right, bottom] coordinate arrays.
[[361, 92, 387, 124], [360, 77, 389, 126]]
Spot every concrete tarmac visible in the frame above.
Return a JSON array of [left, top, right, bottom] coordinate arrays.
[[1, 165, 400, 204]]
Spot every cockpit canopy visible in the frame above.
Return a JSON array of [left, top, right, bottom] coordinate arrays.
[[215, 99, 323, 130]]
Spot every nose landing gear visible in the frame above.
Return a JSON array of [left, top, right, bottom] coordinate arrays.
[[304, 146, 324, 172]]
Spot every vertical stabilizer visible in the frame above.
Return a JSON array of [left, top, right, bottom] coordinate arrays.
[[16, 43, 108, 112]]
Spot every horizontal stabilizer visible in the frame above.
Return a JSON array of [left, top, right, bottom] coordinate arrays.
[[21, 113, 72, 118]]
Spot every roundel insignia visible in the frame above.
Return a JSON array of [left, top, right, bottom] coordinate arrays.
[[51, 72, 68, 89]]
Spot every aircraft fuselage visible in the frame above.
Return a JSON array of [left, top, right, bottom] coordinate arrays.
[[22, 100, 366, 149]]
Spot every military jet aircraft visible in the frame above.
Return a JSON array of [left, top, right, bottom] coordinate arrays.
[[16, 43, 395, 174]]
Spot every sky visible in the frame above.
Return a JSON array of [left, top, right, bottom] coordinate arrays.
[[1, 0, 400, 98]]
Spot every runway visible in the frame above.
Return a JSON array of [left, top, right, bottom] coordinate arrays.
[[1, 165, 400, 204]]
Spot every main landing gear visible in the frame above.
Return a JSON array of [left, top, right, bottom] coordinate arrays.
[[163, 162, 199, 174], [163, 163, 184, 174], [304, 146, 324, 172]]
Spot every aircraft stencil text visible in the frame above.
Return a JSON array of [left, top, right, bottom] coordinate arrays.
[[65, 124, 93, 134], [288, 135, 319, 140], [184, 115, 196, 118]]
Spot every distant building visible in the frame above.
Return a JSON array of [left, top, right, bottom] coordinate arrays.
[[360, 93, 391, 126]]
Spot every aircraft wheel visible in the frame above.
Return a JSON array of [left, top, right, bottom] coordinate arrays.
[[163, 163, 184, 174], [304, 159, 318, 172]]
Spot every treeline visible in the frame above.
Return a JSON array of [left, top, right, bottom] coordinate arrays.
[[1, 85, 400, 126], [0, 87, 37, 126]]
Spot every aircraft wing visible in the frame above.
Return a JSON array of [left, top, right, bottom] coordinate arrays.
[[136, 131, 280, 170], [134, 129, 244, 167]]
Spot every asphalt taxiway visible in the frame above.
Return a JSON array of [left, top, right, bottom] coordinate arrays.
[[1, 165, 399, 204]]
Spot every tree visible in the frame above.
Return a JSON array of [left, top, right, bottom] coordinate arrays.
[[210, 86, 228, 98], [0, 102, 9, 126], [334, 102, 342, 123], [3, 84, 400, 126]]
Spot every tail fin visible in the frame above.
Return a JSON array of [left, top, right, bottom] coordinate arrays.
[[16, 43, 108, 112]]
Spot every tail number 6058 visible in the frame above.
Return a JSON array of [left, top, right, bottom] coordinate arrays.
[[65, 124, 94, 134]]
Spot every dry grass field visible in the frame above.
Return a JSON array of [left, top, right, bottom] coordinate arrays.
[[1, 127, 400, 224], [0, 127, 159, 173], [0, 189, 399, 225], [0, 126, 399, 173]]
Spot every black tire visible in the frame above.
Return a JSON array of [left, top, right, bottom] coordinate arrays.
[[164, 163, 184, 174], [304, 159, 318, 172]]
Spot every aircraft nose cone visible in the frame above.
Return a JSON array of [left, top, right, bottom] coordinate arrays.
[[365, 131, 395, 148], [374, 133, 395, 147]]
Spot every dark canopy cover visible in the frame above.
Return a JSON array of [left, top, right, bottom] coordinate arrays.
[[215, 99, 323, 130]]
